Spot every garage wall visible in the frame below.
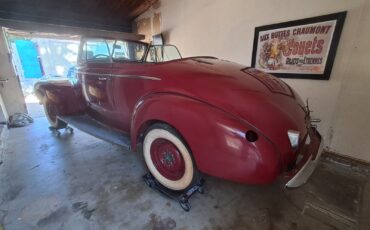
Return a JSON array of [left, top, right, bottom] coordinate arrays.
[[136, 0, 370, 162]]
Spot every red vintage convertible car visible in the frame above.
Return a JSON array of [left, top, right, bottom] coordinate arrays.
[[34, 36, 323, 191]]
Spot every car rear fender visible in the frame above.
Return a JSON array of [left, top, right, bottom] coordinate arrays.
[[131, 93, 282, 185], [34, 80, 86, 116]]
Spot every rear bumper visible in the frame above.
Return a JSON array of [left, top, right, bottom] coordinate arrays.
[[285, 127, 323, 188]]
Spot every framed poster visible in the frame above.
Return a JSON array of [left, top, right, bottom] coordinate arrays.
[[251, 11, 347, 80]]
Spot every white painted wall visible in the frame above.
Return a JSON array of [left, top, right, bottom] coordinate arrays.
[[136, 0, 370, 162]]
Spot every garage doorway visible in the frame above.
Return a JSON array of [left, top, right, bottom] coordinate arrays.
[[3, 28, 80, 118]]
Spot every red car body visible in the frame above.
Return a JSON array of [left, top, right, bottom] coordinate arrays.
[[34, 37, 322, 188]]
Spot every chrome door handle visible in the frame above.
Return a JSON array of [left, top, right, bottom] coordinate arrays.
[[98, 77, 107, 81]]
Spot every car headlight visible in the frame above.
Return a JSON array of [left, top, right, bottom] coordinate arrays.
[[287, 130, 300, 148]]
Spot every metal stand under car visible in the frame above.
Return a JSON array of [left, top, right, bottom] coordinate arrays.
[[143, 173, 205, 212], [49, 126, 74, 137]]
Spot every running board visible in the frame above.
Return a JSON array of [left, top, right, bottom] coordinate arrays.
[[58, 114, 131, 149]]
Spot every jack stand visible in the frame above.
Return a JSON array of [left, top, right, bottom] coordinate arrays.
[[143, 173, 205, 212], [49, 126, 74, 137]]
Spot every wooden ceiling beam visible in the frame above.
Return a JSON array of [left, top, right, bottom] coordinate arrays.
[[0, 18, 145, 41], [0, 0, 159, 32]]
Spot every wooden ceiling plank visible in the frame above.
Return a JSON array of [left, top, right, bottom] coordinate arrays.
[[0, 18, 146, 41]]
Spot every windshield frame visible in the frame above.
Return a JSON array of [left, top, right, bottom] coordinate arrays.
[[78, 37, 184, 64], [78, 37, 149, 64], [143, 44, 182, 63]]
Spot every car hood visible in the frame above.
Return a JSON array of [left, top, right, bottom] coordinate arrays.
[[149, 57, 309, 166]]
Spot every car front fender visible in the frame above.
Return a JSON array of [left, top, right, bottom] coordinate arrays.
[[131, 93, 282, 185]]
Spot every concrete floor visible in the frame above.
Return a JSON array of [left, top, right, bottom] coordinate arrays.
[[0, 117, 369, 230], [26, 102, 45, 119]]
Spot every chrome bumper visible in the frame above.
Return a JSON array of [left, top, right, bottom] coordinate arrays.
[[285, 128, 324, 188]]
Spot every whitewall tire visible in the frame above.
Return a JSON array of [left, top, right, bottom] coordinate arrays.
[[143, 124, 195, 191]]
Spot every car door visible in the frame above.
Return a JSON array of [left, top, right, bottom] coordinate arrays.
[[78, 38, 115, 123], [109, 40, 149, 132]]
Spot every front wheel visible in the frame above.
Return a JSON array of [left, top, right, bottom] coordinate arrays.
[[43, 100, 67, 129], [143, 123, 198, 191]]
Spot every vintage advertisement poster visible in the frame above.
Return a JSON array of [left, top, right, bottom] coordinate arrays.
[[255, 20, 336, 74], [251, 12, 346, 80]]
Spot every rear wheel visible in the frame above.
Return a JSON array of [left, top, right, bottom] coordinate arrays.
[[143, 123, 198, 191], [43, 100, 67, 129]]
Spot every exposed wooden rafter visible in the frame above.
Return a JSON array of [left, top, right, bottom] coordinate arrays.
[[0, 0, 158, 32]]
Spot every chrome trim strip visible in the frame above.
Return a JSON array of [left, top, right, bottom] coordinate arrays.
[[285, 138, 324, 188], [76, 71, 161, 81]]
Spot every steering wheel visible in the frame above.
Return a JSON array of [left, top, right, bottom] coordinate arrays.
[[92, 54, 109, 59]]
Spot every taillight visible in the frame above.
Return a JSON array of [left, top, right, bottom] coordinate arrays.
[[287, 130, 300, 148]]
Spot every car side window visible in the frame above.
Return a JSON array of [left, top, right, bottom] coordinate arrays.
[[112, 41, 130, 60], [112, 40, 147, 62], [81, 39, 111, 63], [146, 45, 182, 63]]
